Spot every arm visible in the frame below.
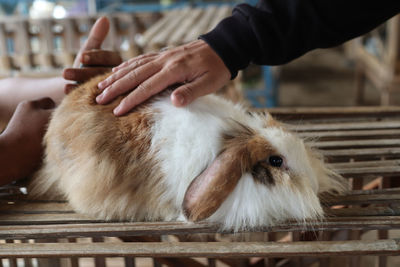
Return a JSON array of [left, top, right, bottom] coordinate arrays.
[[96, 0, 400, 115], [0, 77, 65, 123], [201, 0, 400, 78]]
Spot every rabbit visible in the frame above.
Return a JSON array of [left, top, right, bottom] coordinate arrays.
[[30, 72, 345, 231]]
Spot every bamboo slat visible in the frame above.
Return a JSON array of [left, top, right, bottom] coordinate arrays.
[[289, 121, 400, 132], [268, 106, 400, 119], [321, 147, 400, 157], [313, 139, 400, 149], [329, 159, 400, 168], [0, 240, 399, 258], [298, 129, 400, 139], [335, 166, 400, 177], [139, 5, 232, 52], [1, 217, 400, 240], [182, 6, 217, 43]]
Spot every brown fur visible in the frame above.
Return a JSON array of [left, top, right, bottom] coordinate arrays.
[[31, 73, 177, 221]]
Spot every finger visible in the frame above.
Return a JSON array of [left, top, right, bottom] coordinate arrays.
[[63, 67, 110, 82], [171, 73, 218, 107], [98, 55, 157, 90], [64, 83, 78, 95], [82, 17, 110, 51], [73, 17, 110, 67], [32, 97, 56, 110], [82, 50, 122, 66], [96, 61, 160, 105], [112, 52, 159, 72], [113, 69, 178, 116]]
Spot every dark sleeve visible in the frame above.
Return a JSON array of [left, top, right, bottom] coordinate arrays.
[[200, 0, 400, 79]]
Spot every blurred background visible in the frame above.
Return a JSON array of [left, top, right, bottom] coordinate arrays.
[[0, 0, 399, 107]]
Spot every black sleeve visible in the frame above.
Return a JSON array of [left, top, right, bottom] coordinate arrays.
[[200, 0, 400, 79]]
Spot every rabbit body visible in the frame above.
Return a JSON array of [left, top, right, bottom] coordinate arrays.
[[32, 73, 344, 230]]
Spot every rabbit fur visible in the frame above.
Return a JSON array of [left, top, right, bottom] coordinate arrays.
[[31, 73, 345, 231]]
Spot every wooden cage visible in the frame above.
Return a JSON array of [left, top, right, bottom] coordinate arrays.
[[354, 15, 400, 105], [0, 12, 160, 77], [1, 106, 400, 267], [0, 5, 232, 77]]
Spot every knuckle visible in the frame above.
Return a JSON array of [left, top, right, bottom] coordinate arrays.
[[127, 70, 138, 82], [160, 50, 174, 60], [165, 60, 181, 73], [136, 83, 149, 93], [181, 84, 194, 96], [134, 59, 143, 68]]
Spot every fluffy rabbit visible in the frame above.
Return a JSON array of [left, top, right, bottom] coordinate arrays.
[[31, 73, 345, 231]]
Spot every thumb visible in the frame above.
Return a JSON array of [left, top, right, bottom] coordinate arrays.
[[83, 16, 110, 50], [73, 16, 110, 67], [32, 97, 56, 110], [171, 75, 218, 107]]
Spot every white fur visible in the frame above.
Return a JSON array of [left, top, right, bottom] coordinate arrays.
[[150, 94, 338, 229]]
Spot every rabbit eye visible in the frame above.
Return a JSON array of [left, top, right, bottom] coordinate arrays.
[[269, 156, 283, 167]]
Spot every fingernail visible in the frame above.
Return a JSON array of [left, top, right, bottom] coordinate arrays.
[[113, 105, 121, 115], [96, 94, 103, 103], [173, 93, 185, 106], [98, 81, 106, 89]]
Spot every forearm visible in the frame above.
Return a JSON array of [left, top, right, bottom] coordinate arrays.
[[201, 0, 400, 78], [0, 76, 66, 122]]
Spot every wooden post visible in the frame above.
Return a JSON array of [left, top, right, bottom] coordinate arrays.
[[38, 19, 55, 69], [92, 237, 106, 267], [15, 20, 32, 71], [0, 22, 11, 74], [355, 64, 366, 105], [5, 240, 17, 267], [123, 14, 140, 58], [60, 18, 77, 67]]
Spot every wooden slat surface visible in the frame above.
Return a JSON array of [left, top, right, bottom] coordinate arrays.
[[268, 106, 400, 119], [0, 240, 399, 258], [335, 166, 400, 177], [289, 121, 400, 131], [321, 147, 400, 157], [313, 139, 400, 148], [299, 129, 400, 139], [1, 217, 400, 240], [0, 106, 399, 260]]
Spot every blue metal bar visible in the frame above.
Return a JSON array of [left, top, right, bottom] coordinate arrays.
[[245, 66, 279, 108]]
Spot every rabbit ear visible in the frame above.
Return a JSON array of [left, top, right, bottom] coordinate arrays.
[[182, 146, 247, 222]]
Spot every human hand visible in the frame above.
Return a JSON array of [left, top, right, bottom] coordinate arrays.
[[0, 98, 55, 185], [96, 40, 231, 116], [63, 16, 122, 94], [63, 49, 122, 94]]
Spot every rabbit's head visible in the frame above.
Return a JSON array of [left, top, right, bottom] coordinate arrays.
[[183, 114, 344, 230]]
